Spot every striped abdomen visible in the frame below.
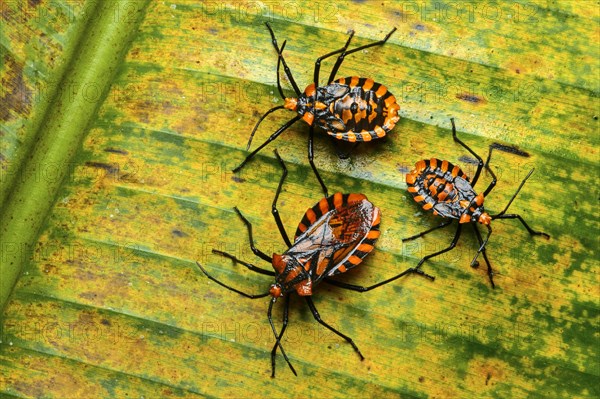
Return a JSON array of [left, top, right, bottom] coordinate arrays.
[[406, 158, 479, 219], [295, 76, 399, 143]]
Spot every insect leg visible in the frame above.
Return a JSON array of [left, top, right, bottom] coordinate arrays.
[[402, 220, 454, 242], [265, 22, 301, 96], [232, 207, 273, 263], [470, 223, 492, 271], [327, 27, 397, 84], [450, 118, 486, 187], [482, 143, 529, 195], [271, 150, 293, 248], [323, 265, 435, 292], [308, 125, 329, 197], [471, 224, 495, 288], [305, 297, 364, 360], [332, 220, 461, 293], [494, 214, 550, 238], [484, 142, 529, 169], [233, 115, 302, 173], [415, 223, 463, 270], [268, 296, 297, 377], [313, 29, 355, 88], [195, 262, 270, 299], [211, 249, 275, 276]]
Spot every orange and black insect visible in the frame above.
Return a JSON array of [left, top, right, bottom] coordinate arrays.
[[233, 23, 400, 197], [397, 118, 550, 288], [198, 150, 410, 377]]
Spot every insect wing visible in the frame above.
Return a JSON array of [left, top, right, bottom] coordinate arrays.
[[290, 194, 380, 283]]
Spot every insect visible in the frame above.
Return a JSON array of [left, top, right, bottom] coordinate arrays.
[[398, 118, 550, 288], [197, 150, 421, 376], [233, 22, 400, 197]]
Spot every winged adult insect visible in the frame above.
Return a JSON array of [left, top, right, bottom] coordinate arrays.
[[198, 150, 424, 376]]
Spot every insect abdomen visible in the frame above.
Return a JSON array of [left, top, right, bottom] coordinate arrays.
[[328, 76, 399, 142], [406, 158, 471, 218]]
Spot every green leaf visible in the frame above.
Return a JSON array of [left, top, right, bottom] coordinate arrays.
[[1, 1, 598, 398]]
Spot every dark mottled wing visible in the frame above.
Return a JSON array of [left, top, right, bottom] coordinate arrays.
[[290, 192, 380, 283]]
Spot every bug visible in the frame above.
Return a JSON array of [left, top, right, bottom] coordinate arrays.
[[396, 118, 550, 288], [197, 150, 425, 376], [232, 22, 400, 197]]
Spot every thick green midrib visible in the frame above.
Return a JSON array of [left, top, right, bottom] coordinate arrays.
[[0, 0, 152, 314], [0, 2, 95, 211]]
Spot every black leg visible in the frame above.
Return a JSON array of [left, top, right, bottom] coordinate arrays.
[[492, 168, 538, 220], [482, 143, 530, 195], [469, 223, 492, 269], [275, 40, 288, 100], [305, 297, 364, 360], [327, 27, 397, 84], [314, 30, 355, 88], [484, 142, 530, 169], [272, 150, 293, 248], [471, 224, 495, 288], [265, 22, 301, 96], [451, 118, 491, 188], [268, 296, 296, 377], [323, 265, 435, 292], [233, 115, 302, 173], [494, 214, 550, 238], [244, 41, 292, 152], [195, 262, 270, 299], [414, 223, 463, 270], [211, 249, 275, 276], [245, 105, 286, 151], [308, 125, 329, 197], [402, 220, 454, 242], [232, 207, 273, 263]]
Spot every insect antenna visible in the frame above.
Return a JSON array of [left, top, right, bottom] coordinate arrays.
[[471, 168, 536, 266], [491, 168, 535, 219], [246, 105, 287, 150], [245, 42, 291, 151], [195, 261, 270, 299]]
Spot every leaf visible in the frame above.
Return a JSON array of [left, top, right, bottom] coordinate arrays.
[[1, 1, 598, 398]]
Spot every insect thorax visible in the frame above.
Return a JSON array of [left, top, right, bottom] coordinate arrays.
[[272, 253, 313, 296]]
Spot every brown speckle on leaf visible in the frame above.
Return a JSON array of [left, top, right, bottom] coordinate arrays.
[[456, 93, 486, 104], [0, 56, 32, 121]]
